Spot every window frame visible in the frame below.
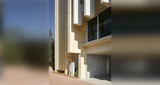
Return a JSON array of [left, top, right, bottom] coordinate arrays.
[[87, 16, 98, 42], [99, 8, 111, 38], [87, 8, 111, 42]]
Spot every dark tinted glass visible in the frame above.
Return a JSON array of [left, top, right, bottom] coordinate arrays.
[[88, 17, 97, 41], [99, 7, 111, 38]]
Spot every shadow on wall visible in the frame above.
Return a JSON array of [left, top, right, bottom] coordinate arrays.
[[86, 54, 111, 81]]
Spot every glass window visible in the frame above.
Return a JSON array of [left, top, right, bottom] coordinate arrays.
[[87, 7, 111, 42], [88, 17, 97, 41], [99, 8, 111, 38]]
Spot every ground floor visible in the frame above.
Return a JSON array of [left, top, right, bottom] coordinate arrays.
[[49, 69, 111, 85], [55, 36, 111, 81], [81, 77, 111, 85], [86, 54, 111, 80], [49, 71, 93, 85], [62, 53, 111, 79]]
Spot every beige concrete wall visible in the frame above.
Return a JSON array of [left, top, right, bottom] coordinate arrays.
[[78, 0, 111, 79], [66, 0, 111, 79], [83, 36, 111, 55], [67, 0, 88, 78], [80, 36, 111, 79], [67, 0, 87, 54], [55, 0, 67, 71], [55, 0, 111, 79]]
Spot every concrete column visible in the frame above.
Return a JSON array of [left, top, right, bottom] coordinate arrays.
[[54, 0, 59, 72], [78, 54, 86, 79]]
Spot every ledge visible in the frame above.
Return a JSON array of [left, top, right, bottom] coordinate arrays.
[[82, 35, 111, 47]]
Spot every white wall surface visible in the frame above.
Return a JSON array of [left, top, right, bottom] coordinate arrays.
[[73, 0, 82, 25], [84, 0, 95, 18], [101, 0, 110, 3]]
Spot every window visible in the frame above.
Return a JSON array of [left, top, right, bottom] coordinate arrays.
[[88, 7, 111, 42], [88, 17, 97, 41], [99, 8, 111, 38]]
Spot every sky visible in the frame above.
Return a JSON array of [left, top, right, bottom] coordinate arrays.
[[3, 0, 54, 39], [49, 0, 54, 36]]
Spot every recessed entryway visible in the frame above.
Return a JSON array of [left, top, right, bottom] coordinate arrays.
[[86, 54, 111, 81]]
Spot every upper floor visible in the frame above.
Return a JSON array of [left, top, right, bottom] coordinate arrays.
[[55, 0, 111, 54]]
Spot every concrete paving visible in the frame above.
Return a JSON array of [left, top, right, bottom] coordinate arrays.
[[49, 67, 111, 85], [81, 78, 111, 85], [49, 71, 93, 85]]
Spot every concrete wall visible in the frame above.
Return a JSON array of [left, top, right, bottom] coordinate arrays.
[[67, 0, 86, 54], [66, 0, 110, 78], [55, 0, 67, 71], [55, 0, 111, 78], [87, 54, 108, 78]]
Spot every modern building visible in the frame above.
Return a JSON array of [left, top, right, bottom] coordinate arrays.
[[54, 0, 111, 79]]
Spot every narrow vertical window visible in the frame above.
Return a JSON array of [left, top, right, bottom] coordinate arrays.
[[88, 17, 97, 41], [99, 7, 111, 38]]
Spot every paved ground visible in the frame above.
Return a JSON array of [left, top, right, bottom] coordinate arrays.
[[81, 78, 111, 85], [49, 67, 111, 85], [49, 72, 93, 85]]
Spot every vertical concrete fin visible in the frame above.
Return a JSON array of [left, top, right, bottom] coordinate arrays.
[[67, 0, 81, 53], [84, 0, 95, 18], [73, 0, 82, 25], [78, 54, 86, 79], [54, 0, 59, 71]]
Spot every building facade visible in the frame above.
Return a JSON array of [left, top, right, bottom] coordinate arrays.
[[54, 0, 111, 79]]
